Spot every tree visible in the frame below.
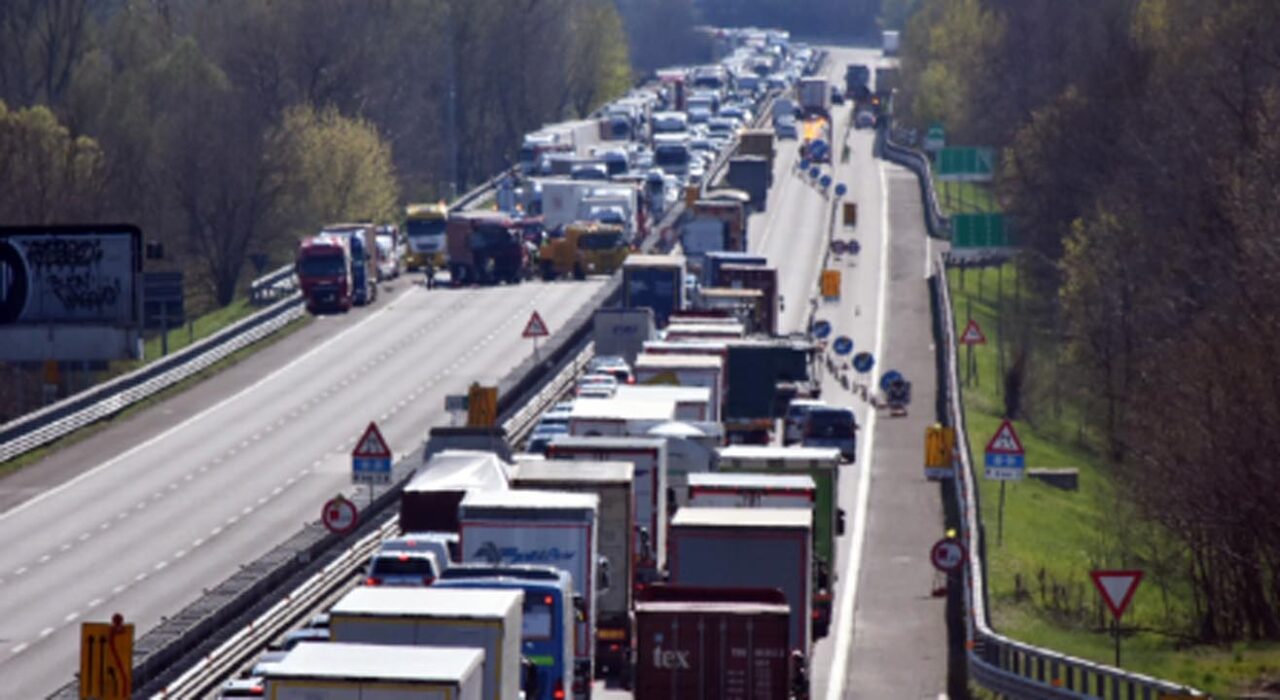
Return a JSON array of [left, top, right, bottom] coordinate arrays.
[[0, 0, 94, 108], [567, 0, 633, 117], [269, 104, 401, 245], [0, 100, 105, 224]]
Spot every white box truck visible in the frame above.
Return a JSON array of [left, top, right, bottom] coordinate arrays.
[[568, 397, 677, 438], [328, 587, 522, 700], [265, 641, 484, 700], [458, 489, 600, 698], [511, 459, 637, 684], [634, 353, 724, 421], [545, 436, 668, 586]]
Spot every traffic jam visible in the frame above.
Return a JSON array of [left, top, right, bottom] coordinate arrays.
[[225, 28, 892, 700]]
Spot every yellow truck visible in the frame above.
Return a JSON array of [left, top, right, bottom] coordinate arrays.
[[538, 221, 629, 280], [403, 202, 448, 270]]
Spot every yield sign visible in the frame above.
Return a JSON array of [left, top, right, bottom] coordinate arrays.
[[959, 319, 986, 345], [523, 310, 549, 338], [1091, 570, 1144, 620], [352, 422, 391, 459], [985, 419, 1024, 456]]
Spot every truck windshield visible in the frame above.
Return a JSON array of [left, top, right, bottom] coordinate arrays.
[[523, 593, 555, 640], [579, 232, 625, 250], [406, 219, 446, 251], [297, 256, 344, 277]]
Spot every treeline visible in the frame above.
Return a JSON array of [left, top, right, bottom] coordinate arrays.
[[0, 0, 635, 308], [902, 0, 1280, 643]]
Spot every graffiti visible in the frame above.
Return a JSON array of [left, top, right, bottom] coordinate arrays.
[[47, 273, 120, 313], [472, 541, 576, 565], [23, 239, 104, 269]]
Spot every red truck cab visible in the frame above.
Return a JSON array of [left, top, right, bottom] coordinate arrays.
[[296, 234, 353, 313]]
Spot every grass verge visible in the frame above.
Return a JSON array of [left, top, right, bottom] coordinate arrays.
[[949, 264, 1280, 697], [0, 312, 312, 480], [138, 298, 262, 362]]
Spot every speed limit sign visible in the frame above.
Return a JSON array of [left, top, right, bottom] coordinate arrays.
[[930, 537, 966, 573]]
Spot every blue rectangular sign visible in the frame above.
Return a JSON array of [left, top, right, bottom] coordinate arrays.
[[353, 456, 392, 485], [984, 452, 1024, 481]]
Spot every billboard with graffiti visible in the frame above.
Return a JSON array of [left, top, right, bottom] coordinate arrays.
[[0, 225, 141, 326]]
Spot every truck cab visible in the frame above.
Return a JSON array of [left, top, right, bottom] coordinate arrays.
[[436, 565, 576, 700], [295, 234, 352, 314], [319, 223, 379, 306], [539, 221, 629, 280]]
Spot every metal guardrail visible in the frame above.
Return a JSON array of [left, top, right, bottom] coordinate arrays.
[[879, 121, 951, 241], [931, 258, 1203, 698]]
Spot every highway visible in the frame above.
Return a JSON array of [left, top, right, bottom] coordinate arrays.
[[746, 46, 950, 698], [0, 277, 605, 698]]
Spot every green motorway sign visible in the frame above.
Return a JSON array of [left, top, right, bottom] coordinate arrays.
[[951, 213, 1010, 248], [936, 147, 995, 181], [924, 124, 946, 151]]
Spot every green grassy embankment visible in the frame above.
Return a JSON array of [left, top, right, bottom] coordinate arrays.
[[949, 263, 1280, 697]]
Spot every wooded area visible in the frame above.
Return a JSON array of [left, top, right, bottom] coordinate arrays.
[[0, 0, 651, 309], [901, 0, 1280, 643]]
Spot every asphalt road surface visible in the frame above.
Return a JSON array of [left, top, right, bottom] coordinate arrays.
[[0, 276, 605, 698], [751, 46, 951, 699]]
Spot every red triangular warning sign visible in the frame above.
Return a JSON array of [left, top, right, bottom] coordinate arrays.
[[959, 319, 986, 345], [1090, 570, 1144, 620], [984, 419, 1025, 456], [523, 311, 549, 338], [352, 422, 391, 459]]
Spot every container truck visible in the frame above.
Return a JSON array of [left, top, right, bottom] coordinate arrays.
[[703, 251, 767, 288], [511, 459, 637, 685], [633, 586, 795, 700], [328, 587, 522, 700], [664, 322, 745, 342], [539, 221, 629, 280], [437, 564, 575, 700], [883, 30, 901, 56], [687, 472, 816, 509], [692, 199, 748, 252], [667, 507, 814, 670], [400, 450, 511, 534], [592, 307, 656, 366], [614, 384, 712, 423], [568, 397, 678, 438], [718, 264, 779, 335], [679, 217, 730, 272], [458, 489, 599, 699], [295, 234, 353, 313], [545, 436, 668, 587], [715, 445, 844, 639], [722, 338, 819, 444], [737, 129, 777, 170], [845, 64, 872, 102], [446, 211, 529, 285], [622, 255, 686, 328], [264, 642, 485, 700], [320, 223, 380, 306], [726, 156, 771, 212], [696, 288, 765, 331], [634, 353, 724, 422], [798, 77, 831, 118]]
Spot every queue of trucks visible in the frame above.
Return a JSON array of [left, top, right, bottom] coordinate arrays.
[[255, 26, 852, 700]]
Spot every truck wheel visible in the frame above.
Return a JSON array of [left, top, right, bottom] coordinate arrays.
[[541, 261, 556, 281], [573, 263, 585, 281]]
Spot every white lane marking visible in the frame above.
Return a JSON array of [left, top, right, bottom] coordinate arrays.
[[924, 235, 932, 279], [39, 627, 54, 638], [78, 532, 90, 541], [192, 538, 205, 548], [210, 526, 222, 537], [11, 643, 28, 655], [39, 554, 51, 563], [64, 612, 79, 623], [112, 584, 126, 595], [826, 162, 893, 700], [174, 549, 187, 559], [154, 561, 168, 571], [135, 572, 147, 582], [14, 567, 27, 576], [87, 598, 102, 608], [0, 290, 410, 524]]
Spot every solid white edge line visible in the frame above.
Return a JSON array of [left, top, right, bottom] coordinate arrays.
[[825, 160, 892, 700], [0, 289, 418, 525]]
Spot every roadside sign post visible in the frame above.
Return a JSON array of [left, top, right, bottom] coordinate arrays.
[[924, 424, 956, 480], [984, 419, 1025, 546], [523, 310, 549, 359], [820, 269, 841, 300], [1091, 570, 1144, 667], [352, 421, 392, 506], [466, 383, 498, 428], [80, 614, 133, 700]]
